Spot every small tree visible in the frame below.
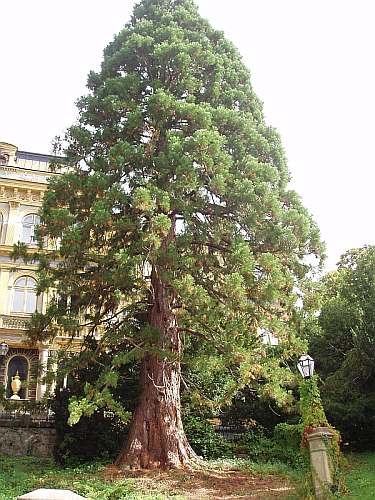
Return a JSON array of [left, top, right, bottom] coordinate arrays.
[[27, 0, 322, 469]]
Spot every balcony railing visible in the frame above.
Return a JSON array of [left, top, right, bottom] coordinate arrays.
[[0, 314, 84, 339], [55, 329, 84, 339], [0, 315, 30, 330]]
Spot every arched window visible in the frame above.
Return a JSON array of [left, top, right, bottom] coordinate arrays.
[[12, 276, 37, 314], [6, 355, 29, 399], [21, 214, 40, 245]]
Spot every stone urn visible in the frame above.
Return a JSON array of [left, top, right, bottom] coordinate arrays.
[[10, 371, 22, 400]]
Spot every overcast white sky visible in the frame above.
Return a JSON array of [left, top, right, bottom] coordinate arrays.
[[1, 0, 374, 270]]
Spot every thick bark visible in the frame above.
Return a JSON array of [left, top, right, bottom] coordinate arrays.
[[115, 267, 198, 469]]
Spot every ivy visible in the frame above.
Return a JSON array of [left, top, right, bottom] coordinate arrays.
[[299, 376, 328, 429], [299, 376, 346, 496]]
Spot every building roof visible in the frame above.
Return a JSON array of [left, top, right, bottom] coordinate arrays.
[[17, 150, 62, 163]]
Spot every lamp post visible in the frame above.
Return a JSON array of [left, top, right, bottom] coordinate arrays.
[[297, 353, 333, 499], [0, 341, 9, 362], [297, 354, 314, 379], [0, 341, 9, 401]]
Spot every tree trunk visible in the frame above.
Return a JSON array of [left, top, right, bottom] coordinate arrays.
[[115, 267, 198, 469]]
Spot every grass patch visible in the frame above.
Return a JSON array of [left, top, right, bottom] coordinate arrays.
[[208, 457, 306, 480], [346, 453, 375, 499], [0, 456, 154, 500], [0, 455, 304, 499]]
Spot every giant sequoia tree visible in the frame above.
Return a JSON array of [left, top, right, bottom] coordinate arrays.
[[30, 0, 322, 469]]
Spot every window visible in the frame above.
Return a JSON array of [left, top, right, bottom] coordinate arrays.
[[21, 214, 40, 245], [0, 212, 3, 241], [259, 328, 279, 346], [12, 276, 37, 314], [57, 292, 80, 314]]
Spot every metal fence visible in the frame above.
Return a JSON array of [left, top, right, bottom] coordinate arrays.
[[214, 425, 246, 442], [0, 407, 55, 425]]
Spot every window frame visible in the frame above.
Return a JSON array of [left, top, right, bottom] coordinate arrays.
[[21, 213, 41, 246], [11, 276, 38, 315]]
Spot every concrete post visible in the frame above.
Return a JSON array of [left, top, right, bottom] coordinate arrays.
[[306, 426, 333, 499], [36, 347, 49, 400]]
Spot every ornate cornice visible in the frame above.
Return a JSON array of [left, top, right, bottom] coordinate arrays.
[[0, 257, 39, 270], [0, 165, 51, 184], [0, 185, 43, 205]]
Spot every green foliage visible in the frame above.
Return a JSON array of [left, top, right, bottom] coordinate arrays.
[[307, 246, 375, 450], [0, 454, 309, 500], [239, 424, 307, 469], [273, 423, 307, 466], [346, 453, 375, 499], [299, 376, 328, 429], [183, 416, 234, 458], [29, 0, 323, 427], [0, 396, 51, 413], [52, 352, 139, 465], [0, 456, 179, 500], [220, 385, 300, 432], [298, 376, 346, 496], [53, 388, 129, 466]]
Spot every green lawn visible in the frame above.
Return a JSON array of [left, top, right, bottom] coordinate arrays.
[[346, 453, 375, 499], [0, 455, 300, 500], [3, 452, 374, 499], [0, 456, 168, 500]]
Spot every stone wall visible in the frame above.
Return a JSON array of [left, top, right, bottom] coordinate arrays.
[[0, 421, 56, 457]]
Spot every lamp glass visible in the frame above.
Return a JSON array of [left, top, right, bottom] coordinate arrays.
[[0, 341, 9, 357], [297, 354, 314, 379]]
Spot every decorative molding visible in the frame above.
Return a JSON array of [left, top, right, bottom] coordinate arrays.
[[8, 200, 20, 209], [0, 166, 49, 184], [0, 185, 43, 204], [0, 256, 39, 269]]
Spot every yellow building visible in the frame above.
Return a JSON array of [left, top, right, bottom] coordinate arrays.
[[0, 141, 62, 401]]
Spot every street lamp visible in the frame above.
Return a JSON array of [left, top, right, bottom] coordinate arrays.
[[0, 341, 8, 401], [0, 341, 9, 359], [296, 353, 334, 496], [297, 354, 314, 379]]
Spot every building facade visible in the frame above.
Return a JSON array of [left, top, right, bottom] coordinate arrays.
[[0, 141, 62, 401]]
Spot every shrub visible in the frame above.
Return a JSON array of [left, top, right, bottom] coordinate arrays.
[[53, 388, 129, 465], [183, 416, 234, 459], [220, 387, 300, 433], [239, 423, 308, 469], [51, 349, 140, 466]]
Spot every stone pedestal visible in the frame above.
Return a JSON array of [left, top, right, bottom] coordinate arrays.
[[306, 426, 333, 499]]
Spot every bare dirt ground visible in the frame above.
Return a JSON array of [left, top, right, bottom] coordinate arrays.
[[104, 464, 295, 499]]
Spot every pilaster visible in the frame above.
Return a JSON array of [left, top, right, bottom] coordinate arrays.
[[5, 201, 20, 245], [36, 347, 49, 401]]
